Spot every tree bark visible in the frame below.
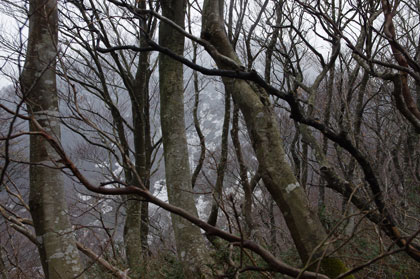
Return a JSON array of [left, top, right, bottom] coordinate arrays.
[[159, 0, 209, 277], [201, 1, 352, 277], [207, 88, 230, 228], [0, 248, 6, 279], [123, 1, 151, 277], [20, 1, 85, 278]]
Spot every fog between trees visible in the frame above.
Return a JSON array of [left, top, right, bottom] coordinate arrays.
[[1, 0, 420, 278]]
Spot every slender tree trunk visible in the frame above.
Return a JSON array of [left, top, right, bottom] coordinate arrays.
[[123, 1, 151, 276], [191, 42, 206, 189], [207, 88, 230, 228], [21, 1, 85, 278], [159, 0, 209, 277], [318, 66, 335, 218], [341, 70, 369, 237], [230, 103, 254, 238], [201, 1, 352, 277]]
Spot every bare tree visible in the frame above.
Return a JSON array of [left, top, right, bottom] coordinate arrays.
[[2, 0, 420, 278], [19, 0, 85, 278], [158, 0, 211, 277]]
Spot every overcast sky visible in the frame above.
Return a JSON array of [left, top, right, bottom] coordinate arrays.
[[0, 5, 28, 90]]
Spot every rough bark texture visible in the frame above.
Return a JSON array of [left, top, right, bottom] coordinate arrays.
[[21, 1, 85, 278], [201, 1, 352, 277], [0, 249, 6, 279], [159, 0, 209, 277]]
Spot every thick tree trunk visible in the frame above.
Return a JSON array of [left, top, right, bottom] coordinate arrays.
[[21, 1, 85, 278], [201, 1, 352, 277], [159, 0, 209, 277]]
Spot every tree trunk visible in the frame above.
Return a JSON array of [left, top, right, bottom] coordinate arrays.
[[159, 0, 209, 277], [21, 1, 85, 278], [207, 88, 230, 228], [201, 1, 352, 277], [123, 1, 151, 276]]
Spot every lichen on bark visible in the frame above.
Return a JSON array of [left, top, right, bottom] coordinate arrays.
[[158, 0, 211, 277], [201, 0, 353, 277], [21, 0, 85, 278]]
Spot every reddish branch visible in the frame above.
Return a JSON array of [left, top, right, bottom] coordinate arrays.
[[0, 204, 131, 279], [27, 114, 329, 279]]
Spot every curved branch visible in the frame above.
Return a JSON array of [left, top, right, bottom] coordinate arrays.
[[25, 114, 329, 279]]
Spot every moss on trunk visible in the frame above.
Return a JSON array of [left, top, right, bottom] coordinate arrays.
[[201, 1, 353, 277]]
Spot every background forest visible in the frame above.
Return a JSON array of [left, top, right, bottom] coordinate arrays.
[[1, 0, 420, 278]]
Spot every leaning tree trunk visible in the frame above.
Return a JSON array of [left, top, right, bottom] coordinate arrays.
[[201, 1, 352, 277], [159, 0, 209, 277], [20, 1, 85, 278]]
